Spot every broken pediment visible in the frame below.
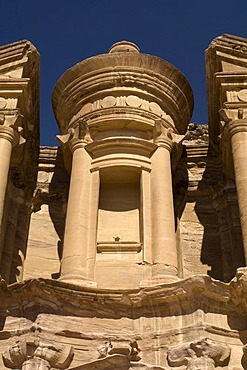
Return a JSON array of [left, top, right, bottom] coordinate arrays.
[[206, 34, 247, 141], [0, 39, 38, 78]]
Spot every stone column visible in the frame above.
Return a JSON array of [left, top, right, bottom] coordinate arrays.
[[22, 358, 50, 370], [60, 138, 92, 284], [58, 126, 97, 286], [224, 119, 247, 264], [0, 194, 21, 283], [0, 113, 21, 261], [151, 124, 178, 279]]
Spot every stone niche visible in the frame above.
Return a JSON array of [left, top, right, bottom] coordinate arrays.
[[97, 167, 141, 249]]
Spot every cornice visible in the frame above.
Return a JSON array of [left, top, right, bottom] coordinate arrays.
[[209, 34, 247, 58], [1, 268, 247, 318], [0, 40, 39, 75]]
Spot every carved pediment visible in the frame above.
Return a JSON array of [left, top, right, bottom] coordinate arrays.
[[0, 40, 38, 78]]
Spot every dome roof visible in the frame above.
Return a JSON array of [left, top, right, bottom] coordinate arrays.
[[53, 41, 193, 134]]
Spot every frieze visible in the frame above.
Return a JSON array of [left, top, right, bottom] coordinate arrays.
[[226, 90, 247, 103], [70, 95, 174, 127], [0, 97, 18, 110]]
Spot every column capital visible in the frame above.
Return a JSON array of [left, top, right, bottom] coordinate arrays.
[[0, 125, 18, 145], [0, 109, 25, 147], [220, 108, 247, 139], [224, 119, 247, 138], [56, 120, 92, 153], [219, 109, 247, 179], [168, 338, 231, 370], [153, 120, 184, 152], [2, 337, 74, 370]]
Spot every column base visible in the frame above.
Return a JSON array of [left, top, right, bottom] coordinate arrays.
[[140, 263, 180, 287], [59, 274, 97, 288], [140, 275, 180, 288], [152, 262, 178, 276]]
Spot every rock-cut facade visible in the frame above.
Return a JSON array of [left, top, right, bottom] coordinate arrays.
[[0, 35, 246, 369]]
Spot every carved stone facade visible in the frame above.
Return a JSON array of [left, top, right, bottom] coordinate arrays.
[[0, 35, 247, 369]]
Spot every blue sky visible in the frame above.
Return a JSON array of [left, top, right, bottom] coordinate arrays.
[[1, 0, 247, 145]]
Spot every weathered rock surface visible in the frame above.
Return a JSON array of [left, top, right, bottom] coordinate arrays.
[[1, 35, 247, 369]]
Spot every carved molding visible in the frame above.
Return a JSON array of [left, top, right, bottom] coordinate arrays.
[[3, 337, 74, 370], [0, 97, 18, 110], [225, 89, 247, 103], [70, 95, 174, 128]]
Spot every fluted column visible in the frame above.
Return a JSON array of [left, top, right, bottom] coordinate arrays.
[[222, 118, 247, 264], [151, 124, 180, 279], [57, 124, 98, 286]]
